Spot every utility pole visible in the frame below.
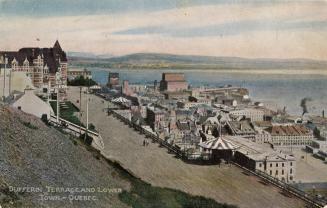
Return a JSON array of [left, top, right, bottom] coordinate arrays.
[[47, 80, 50, 104], [79, 86, 82, 135], [56, 72, 61, 123], [0, 65, 1, 93], [107, 99, 110, 116], [84, 78, 91, 142], [3, 54, 7, 99], [218, 114, 222, 139], [0, 60, 2, 100], [9, 68, 12, 95], [85, 87, 89, 142], [219, 121, 222, 139], [56, 83, 60, 123]]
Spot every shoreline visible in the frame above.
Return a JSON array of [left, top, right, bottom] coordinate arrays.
[[70, 65, 327, 76]]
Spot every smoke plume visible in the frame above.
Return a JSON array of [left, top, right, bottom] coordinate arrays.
[[300, 97, 312, 116]]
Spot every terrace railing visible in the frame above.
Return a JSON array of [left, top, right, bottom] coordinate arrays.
[[49, 115, 105, 150], [109, 103, 326, 208], [232, 162, 325, 208]]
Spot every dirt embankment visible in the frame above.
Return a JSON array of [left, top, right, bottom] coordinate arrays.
[[0, 105, 130, 208], [0, 105, 234, 208]]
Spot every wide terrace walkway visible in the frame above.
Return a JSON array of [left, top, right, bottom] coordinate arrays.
[[67, 87, 305, 208]]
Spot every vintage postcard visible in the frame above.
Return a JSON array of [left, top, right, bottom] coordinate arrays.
[[0, 1, 326, 208]]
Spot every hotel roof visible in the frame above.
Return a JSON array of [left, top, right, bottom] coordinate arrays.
[[0, 41, 67, 74]]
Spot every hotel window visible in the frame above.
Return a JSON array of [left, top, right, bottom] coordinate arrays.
[[270, 163, 272, 167], [282, 163, 284, 167], [290, 169, 293, 174], [269, 170, 272, 175], [276, 170, 278, 175], [290, 162, 293, 166], [282, 170, 284, 175], [276, 163, 278, 167]]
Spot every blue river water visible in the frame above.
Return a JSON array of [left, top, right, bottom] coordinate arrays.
[[90, 68, 327, 116]]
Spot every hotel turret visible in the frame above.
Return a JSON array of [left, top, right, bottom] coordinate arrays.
[[0, 40, 68, 88]]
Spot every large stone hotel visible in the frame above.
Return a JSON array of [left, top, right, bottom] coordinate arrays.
[[0, 41, 68, 88]]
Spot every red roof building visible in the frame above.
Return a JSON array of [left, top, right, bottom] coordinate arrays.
[[160, 73, 188, 92]]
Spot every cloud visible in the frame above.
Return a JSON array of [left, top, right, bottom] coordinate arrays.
[[0, 1, 327, 60], [113, 19, 327, 37]]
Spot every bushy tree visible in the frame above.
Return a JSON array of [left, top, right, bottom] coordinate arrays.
[[68, 76, 97, 86]]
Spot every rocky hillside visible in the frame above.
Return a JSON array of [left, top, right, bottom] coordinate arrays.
[[0, 105, 235, 208]]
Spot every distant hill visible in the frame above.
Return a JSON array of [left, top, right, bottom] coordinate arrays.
[[68, 51, 113, 59], [69, 53, 327, 70]]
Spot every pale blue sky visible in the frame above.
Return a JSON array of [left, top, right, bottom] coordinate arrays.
[[0, 0, 277, 16], [1, 0, 327, 60]]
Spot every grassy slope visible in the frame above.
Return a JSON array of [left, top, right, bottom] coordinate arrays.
[[0, 106, 236, 208], [49, 101, 83, 126]]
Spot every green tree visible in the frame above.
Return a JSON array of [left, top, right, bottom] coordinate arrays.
[[68, 76, 97, 86]]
